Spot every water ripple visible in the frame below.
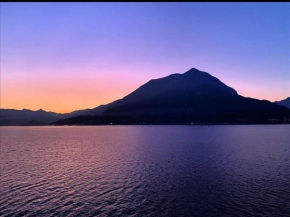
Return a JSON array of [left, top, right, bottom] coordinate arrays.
[[0, 125, 289, 217]]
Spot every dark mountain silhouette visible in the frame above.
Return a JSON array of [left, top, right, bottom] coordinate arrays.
[[0, 109, 71, 126], [0, 106, 114, 126], [23, 120, 49, 126], [275, 97, 290, 109], [1, 68, 289, 125], [53, 68, 290, 125]]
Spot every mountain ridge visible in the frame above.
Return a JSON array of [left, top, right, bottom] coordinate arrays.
[[1, 68, 289, 125], [275, 97, 290, 109], [54, 68, 289, 125]]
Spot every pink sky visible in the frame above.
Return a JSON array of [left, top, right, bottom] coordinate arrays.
[[1, 3, 289, 113]]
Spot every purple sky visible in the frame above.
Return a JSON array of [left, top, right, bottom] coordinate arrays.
[[1, 3, 289, 113]]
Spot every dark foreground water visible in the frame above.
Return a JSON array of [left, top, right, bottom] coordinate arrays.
[[0, 125, 289, 217]]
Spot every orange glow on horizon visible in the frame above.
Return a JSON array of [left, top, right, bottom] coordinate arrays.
[[1, 73, 288, 113], [1, 70, 151, 113]]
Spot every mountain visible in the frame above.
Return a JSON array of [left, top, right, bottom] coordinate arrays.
[[0, 109, 70, 126], [23, 120, 50, 126], [0, 105, 113, 126], [2, 68, 289, 125], [275, 97, 290, 109], [0, 105, 118, 126], [54, 68, 290, 125], [62, 68, 239, 118]]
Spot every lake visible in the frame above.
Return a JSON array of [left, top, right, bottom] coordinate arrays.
[[0, 125, 289, 217]]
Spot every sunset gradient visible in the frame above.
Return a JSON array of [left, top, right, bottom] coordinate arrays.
[[1, 3, 289, 113]]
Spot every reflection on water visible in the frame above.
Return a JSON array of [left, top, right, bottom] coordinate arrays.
[[0, 125, 289, 216]]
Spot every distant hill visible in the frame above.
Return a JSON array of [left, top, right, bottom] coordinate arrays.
[[275, 97, 290, 109], [0, 109, 70, 126], [2, 68, 289, 126], [0, 106, 114, 126], [23, 120, 49, 126], [54, 68, 290, 125]]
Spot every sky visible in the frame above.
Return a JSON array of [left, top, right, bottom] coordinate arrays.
[[1, 3, 289, 113]]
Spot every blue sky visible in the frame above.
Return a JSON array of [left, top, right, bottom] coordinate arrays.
[[1, 3, 289, 112]]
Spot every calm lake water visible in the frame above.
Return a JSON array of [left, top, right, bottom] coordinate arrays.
[[0, 125, 289, 217]]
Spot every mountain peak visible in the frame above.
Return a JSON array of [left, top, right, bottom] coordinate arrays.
[[184, 67, 201, 74], [183, 68, 213, 78]]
